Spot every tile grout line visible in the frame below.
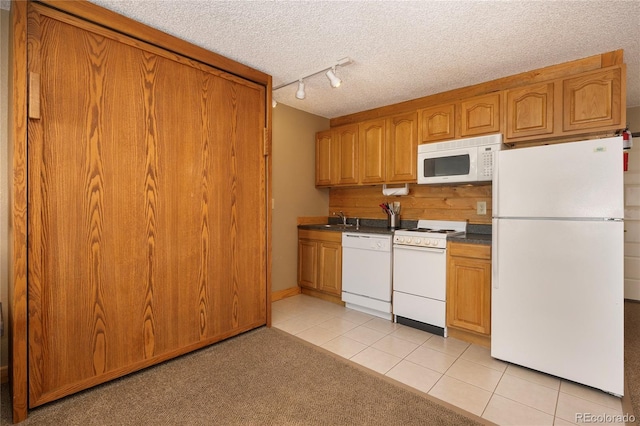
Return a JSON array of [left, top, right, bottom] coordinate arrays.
[[274, 296, 624, 425]]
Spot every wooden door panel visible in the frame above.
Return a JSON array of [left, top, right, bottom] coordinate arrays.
[[336, 125, 358, 185], [30, 18, 155, 401], [460, 94, 501, 137], [447, 258, 491, 335], [315, 131, 333, 186], [153, 56, 205, 352], [359, 120, 385, 184], [28, 11, 266, 407], [419, 104, 455, 142], [298, 240, 318, 289], [387, 112, 418, 182], [226, 81, 267, 330], [563, 67, 622, 131], [318, 242, 342, 296], [506, 83, 554, 139]]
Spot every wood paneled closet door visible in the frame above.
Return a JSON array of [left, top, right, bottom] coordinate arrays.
[[27, 5, 267, 407]]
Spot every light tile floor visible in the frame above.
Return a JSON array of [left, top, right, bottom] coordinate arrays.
[[272, 294, 628, 426]]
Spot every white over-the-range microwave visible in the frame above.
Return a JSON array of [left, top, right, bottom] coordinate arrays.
[[417, 133, 505, 184]]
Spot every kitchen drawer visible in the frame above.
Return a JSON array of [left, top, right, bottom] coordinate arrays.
[[449, 242, 491, 259], [393, 291, 446, 328], [298, 229, 342, 243]]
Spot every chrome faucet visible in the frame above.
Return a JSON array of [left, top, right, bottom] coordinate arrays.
[[334, 211, 347, 225]]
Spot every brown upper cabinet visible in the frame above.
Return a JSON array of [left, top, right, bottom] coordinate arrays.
[[418, 103, 456, 143], [359, 119, 386, 184], [418, 94, 501, 144], [459, 93, 501, 137], [315, 125, 360, 187], [317, 114, 417, 187], [319, 53, 626, 187], [505, 65, 625, 143], [563, 67, 623, 132], [506, 82, 555, 139], [335, 125, 360, 185], [315, 130, 334, 186], [316, 124, 359, 187], [386, 112, 418, 183]]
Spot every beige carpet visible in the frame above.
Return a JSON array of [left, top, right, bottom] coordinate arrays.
[[1, 327, 486, 425], [3, 301, 639, 426]]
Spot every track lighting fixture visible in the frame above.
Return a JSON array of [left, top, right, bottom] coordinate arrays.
[[326, 67, 341, 88], [295, 80, 306, 100], [272, 57, 352, 106]]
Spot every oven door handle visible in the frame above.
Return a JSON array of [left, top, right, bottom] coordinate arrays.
[[393, 245, 445, 254]]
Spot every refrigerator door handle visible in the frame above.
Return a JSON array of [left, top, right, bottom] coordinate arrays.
[[492, 152, 499, 217], [492, 220, 499, 289]]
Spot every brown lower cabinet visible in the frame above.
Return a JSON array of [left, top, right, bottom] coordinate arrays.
[[298, 230, 343, 304], [446, 242, 492, 347]]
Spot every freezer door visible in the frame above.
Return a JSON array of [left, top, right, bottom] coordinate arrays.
[[491, 218, 624, 396], [494, 137, 623, 219]]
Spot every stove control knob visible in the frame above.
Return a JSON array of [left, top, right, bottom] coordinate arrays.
[[414, 238, 422, 245]]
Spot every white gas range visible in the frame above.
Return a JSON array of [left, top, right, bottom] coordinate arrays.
[[392, 220, 467, 336]]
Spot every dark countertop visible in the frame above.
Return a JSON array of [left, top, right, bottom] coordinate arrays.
[[449, 233, 492, 245], [449, 223, 492, 245], [298, 224, 395, 235], [299, 220, 493, 244], [299, 218, 416, 235]]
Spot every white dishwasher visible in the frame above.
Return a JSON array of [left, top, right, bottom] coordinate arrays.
[[341, 232, 393, 320]]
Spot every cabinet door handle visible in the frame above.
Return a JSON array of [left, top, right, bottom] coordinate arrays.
[[28, 72, 41, 120]]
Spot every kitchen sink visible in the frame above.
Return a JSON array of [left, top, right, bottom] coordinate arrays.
[[319, 224, 354, 229]]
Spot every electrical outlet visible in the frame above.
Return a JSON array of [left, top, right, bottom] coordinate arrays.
[[477, 201, 487, 215]]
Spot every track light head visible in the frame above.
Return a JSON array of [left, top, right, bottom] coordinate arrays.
[[295, 80, 306, 100], [326, 68, 341, 88], [272, 58, 352, 102]]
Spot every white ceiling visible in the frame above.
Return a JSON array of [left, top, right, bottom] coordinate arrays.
[[5, 1, 640, 119]]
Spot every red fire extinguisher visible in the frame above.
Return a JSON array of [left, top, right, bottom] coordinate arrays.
[[622, 128, 632, 172]]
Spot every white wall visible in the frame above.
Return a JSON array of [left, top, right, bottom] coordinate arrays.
[[624, 106, 640, 300]]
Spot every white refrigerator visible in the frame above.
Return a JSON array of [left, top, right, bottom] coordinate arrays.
[[491, 136, 624, 396]]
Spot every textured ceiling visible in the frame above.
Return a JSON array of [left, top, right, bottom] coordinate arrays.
[[5, 1, 640, 119]]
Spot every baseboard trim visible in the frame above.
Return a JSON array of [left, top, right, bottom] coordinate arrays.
[[271, 287, 301, 302], [300, 288, 344, 306], [447, 327, 491, 348]]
